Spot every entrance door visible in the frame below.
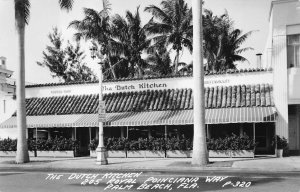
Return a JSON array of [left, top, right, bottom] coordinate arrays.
[[289, 116, 299, 150], [76, 128, 90, 156]]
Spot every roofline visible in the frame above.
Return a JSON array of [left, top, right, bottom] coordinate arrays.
[[269, 0, 299, 21], [25, 67, 273, 88]]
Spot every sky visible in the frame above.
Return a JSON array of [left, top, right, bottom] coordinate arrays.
[[0, 0, 273, 84]]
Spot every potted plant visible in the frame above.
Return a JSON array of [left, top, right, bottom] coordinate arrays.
[[89, 139, 98, 157], [273, 135, 288, 158]]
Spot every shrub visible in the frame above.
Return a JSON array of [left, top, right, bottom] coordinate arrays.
[[272, 135, 288, 149], [207, 134, 256, 150], [0, 138, 17, 151], [89, 139, 98, 151], [165, 137, 192, 150]]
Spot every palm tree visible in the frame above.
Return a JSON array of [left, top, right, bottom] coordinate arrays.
[[14, 0, 74, 163], [69, 1, 118, 79], [191, 0, 208, 166], [145, 47, 172, 76], [221, 29, 254, 69], [145, 0, 193, 75], [203, 10, 254, 72], [111, 7, 151, 78]]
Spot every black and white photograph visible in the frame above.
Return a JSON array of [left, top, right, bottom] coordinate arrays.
[[0, 0, 300, 191]]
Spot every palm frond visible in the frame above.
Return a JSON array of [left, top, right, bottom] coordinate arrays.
[[58, 0, 73, 11], [144, 5, 172, 24], [14, 0, 30, 25]]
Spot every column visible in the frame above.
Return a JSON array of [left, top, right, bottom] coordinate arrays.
[[272, 27, 289, 139], [126, 127, 129, 139], [253, 123, 256, 142], [95, 128, 99, 140], [48, 128, 51, 140], [240, 124, 244, 136], [148, 127, 152, 138], [89, 127, 92, 143], [164, 126, 168, 140], [206, 124, 211, 139], [121, 127, 125, 138]]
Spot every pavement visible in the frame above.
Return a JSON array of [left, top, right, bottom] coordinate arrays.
[[1, 155, 300, 173]]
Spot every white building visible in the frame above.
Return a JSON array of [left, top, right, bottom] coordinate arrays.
[[0, 56, 16, 139], [263, 0, 300, 154]]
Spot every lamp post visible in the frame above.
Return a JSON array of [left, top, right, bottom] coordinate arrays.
[[90, 46, 108, 165]]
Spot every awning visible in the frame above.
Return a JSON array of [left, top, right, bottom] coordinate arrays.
[[205, 107, 277, 124], [0, 107, 277, 128]]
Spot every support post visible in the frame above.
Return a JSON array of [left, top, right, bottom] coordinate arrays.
[[206, 124, 211, 139], [89, 127, 92, 143], [164, 126, 168, 140], [48, 128, 51, 140], [253, 123, 256, 142], [96, 62, 107, 165], [240, 124, 244, 136], [35, 127, 38, 157], [95, 128, 99, 140], [121, 127, 125, 138], [148, 127, 152, 138], [127, 126, 129, 139]]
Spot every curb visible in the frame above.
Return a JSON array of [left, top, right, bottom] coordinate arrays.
[[1, 164, 300, 175]]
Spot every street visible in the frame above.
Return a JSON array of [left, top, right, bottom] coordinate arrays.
[[0, 170, 300, 192]]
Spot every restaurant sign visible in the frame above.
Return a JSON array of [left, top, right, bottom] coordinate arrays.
[[26, 72, 273, 98]]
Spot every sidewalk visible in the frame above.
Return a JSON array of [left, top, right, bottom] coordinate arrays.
[[1, 156, 300, 173]]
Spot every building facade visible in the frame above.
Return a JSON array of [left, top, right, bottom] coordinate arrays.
[[0, 56, 16, 139], [0, 69, 277, 155], [1, 0, 300, 155], [263, 0, 300, 154]]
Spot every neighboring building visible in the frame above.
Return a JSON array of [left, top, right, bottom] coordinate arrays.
[[0, 57, 16, 139], [0, 56, 34, 139], [263, 0, 300, 154]]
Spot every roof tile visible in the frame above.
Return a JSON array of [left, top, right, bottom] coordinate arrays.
[[19, 84, 274, 116]]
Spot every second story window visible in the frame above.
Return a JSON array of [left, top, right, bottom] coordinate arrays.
[[287, 34, 300, 68]]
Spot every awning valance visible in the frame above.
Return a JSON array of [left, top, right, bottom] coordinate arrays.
[[0, 107, 277, 128]]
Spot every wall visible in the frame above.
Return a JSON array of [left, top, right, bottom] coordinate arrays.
[[269, 0, 300, 139], [288, 68, 300, 104], [25, 72, 274, 98]]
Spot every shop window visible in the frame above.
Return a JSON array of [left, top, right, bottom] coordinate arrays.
[[287, 34, 300, 68]]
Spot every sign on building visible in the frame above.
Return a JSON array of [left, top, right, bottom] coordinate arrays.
[[98, 101, 106, 122]]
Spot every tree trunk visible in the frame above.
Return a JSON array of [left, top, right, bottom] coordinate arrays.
[[192, 0, 208, 166], [107, 52, 117, 79], [138, 66, 143, 78], [173, 49, 180, 75], [15, 1, 30, 163]]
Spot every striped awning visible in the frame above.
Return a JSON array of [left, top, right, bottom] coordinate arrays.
[[205, 107, 277, 124], [0, 107, 277, 128]]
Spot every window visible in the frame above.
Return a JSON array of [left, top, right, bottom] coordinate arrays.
[[287, 34, 300, 68]]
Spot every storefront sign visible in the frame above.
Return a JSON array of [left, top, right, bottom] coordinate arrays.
[[204, 79, 230, 85], [103, 82, 168, 92], [26, 72, 273, 98]]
